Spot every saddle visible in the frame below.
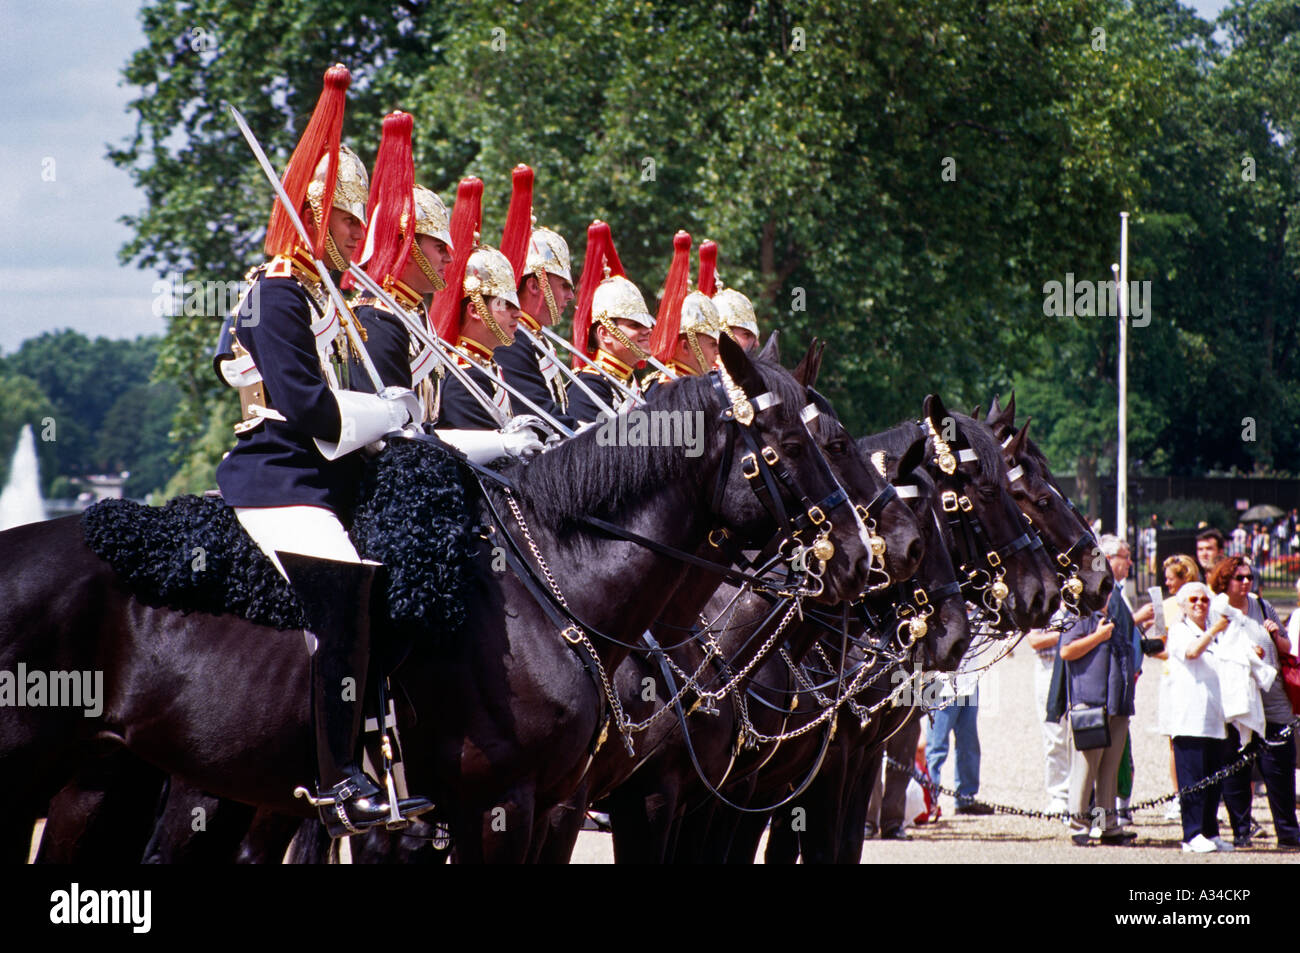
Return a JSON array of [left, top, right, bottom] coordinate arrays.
[[81, 435, 482, 649]]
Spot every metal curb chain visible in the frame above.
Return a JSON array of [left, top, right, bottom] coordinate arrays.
[[503, 488, 636, 755], [883, 716, 1299, 825]]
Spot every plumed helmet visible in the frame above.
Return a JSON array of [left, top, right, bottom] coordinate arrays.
[[463, 245, 519, 308], [411, 185, 452, 248], [680, 290, 723, 340], [713, 286, 759, 339], [526, 227, 572, 283], [265, 64, 354, 260], [593, 276, 653, 330], [308, 144, 369, 226]]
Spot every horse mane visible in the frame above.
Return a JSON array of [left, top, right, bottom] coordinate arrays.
[[510, 358, 806, 532]]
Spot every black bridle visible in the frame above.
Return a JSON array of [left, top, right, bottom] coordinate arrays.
[[915, 420, 1042, 623], [1001, 436, 1099, 611]]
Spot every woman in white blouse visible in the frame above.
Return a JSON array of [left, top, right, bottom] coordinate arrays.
[[1162, 582, 1234, 853]]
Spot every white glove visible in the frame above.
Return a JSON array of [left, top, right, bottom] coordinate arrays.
[[436, 427, 544, 463], [378, 386, 421, 430], [501, 429, 544, 458]]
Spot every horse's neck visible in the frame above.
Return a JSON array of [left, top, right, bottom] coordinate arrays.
[[519, 487, 713, 666]]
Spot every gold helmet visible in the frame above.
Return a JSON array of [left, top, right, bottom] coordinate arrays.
[[593, 275, 654, 330], [680, 290, 723, 340], [407, 185, 452, 291], [411, 185, 453, 248], [713, 285, 759, 340], [526, 227, 572, 283], [306, 145, 369, 270], [463, 243, 519, 346], [308, 144, 369, 226]]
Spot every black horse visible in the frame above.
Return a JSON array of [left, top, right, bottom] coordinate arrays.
[[3, 337, 890, 863], [520, 353, 927, 864], [985, 393, 1113, 612], [656, 396, 1065, 863]]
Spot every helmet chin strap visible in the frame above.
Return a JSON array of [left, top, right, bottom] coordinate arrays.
[[471, 292, 513, 347], [687, 329, 709, 374], [597, 313, 650, 363], [535, 266, 560, 325], [411, 239, 446, 292], [310, 200, 350, 271]]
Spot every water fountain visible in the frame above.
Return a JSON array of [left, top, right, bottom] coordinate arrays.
[[0, 424, 47, 530]]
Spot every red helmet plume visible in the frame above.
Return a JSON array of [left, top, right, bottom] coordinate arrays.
[[571, 220, 623, 366], [430, 176, 483, 342], [500, 164, 534, 283], [650, 230, 692, 364], [344, 111, 414, 290], [264, 64, 351, 260], [697, 240, 718, 296]]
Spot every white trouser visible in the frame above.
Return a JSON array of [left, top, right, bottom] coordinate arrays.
[[235, 505, 360, 580], [1034, 653, 1073, 804]]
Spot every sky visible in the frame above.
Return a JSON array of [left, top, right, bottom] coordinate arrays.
[[0, 0, 1234, 356]]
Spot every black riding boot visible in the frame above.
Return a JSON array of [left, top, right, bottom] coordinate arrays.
[[278, 552, 433, 838]]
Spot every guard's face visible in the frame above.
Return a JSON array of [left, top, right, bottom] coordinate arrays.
[[418, 235, 452, 279], [546, 273, 575, 318], [487, 295, 520, 338], [329, 208, 366, 261], [730, 327, 757, 351]]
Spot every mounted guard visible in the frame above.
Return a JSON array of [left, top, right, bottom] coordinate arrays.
[[494, 164, 578, 429], [645, 231, 725, 389], [565, 220, 655, 424], [211, 65, 433, 837]]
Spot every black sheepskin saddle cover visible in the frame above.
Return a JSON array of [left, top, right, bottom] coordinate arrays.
[[82, 436, 481, 642]]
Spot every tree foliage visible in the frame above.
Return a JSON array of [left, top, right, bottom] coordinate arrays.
[[109, 0, 1300, 495]]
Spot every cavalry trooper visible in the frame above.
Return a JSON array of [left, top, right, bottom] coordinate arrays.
[[494, 164, 577, 429], [346, 111, 452, 415], [349, 130, 540, 463], [430, 178, 545, 455], [644, 230, 725, 390], [213, 65, 433, 837], [565, 220, 655, 425], [698, 239, 762, 352]]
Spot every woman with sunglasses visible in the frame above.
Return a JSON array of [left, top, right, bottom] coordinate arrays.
[[1206, 556, 1298, 849], [1164, 582, 1234, 851]]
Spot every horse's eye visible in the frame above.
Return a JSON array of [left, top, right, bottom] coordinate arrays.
[[1037, 497, 1051, 508], [978, 485, 999, 500], [781, 442, 804, 459], [825, 440, 847, 456]]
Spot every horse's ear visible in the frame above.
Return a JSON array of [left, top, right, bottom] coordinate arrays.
[[757, 329, 780, 365], [719, 331, 765, 399], [793, 336, 819, 387], [1005, 417, 1032, 458], [923, 394, 951, 436], [987, 394, 1002, 422], [898, 434, 928, 482], [987, 393, 1015, 433]]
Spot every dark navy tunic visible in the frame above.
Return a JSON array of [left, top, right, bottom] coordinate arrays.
[[494, 324, 576, 431], [215, 273, 360, 514], [566, 371, 618, 425]]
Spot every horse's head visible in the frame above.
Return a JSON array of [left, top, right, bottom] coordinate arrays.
[[921, 394, 1061, 631], [986, 394, 1113, 614], [858, 432, 970, 672], [794, 339, 924, 590], [706, 334, 882, 604]]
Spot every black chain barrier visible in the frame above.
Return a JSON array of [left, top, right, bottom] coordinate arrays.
[[883, 716, 1299, 826]]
